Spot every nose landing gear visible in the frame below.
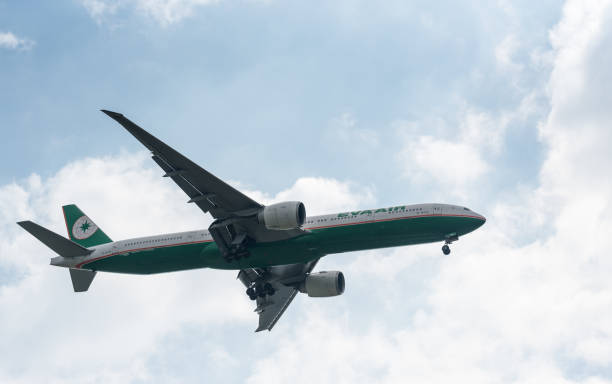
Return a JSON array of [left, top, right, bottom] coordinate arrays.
[[442, 233, 458, 255]]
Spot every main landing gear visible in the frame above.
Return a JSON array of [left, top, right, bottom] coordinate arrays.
[[208, 220, 251, 262], [246, 283, 276, 300], [442, 233, 459, 255]]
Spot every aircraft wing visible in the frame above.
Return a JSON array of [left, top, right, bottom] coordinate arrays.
[[101, 110, 262, 219], [238, 259, 319, 332]]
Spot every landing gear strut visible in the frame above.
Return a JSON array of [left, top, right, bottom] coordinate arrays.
[[246, 282, 276, 301]]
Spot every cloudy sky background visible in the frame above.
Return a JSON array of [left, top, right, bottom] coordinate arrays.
[[2, 0, 612, 382]]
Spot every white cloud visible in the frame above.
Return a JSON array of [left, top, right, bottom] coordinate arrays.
[[245, 0, 612, 382], [495, 34, 523, 72], [5, 0, 612, 382], [0, 152, 244, 383], [326, 113, 380, 149], [137, 0, 219, 25], [0, 32, 34, 50], [398, 134, 490, 188], [231, 174, 376, 216], [0, 150, 374, 383], [79, 0, 219, 26], [80, 0, 120, 22], [396, 107, 515, 194], [265, 177, 375, 215], [396, 84, 542, 196]]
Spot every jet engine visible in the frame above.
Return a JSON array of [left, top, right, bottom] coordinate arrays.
[[300, 271, 345, 297], [258, 201, 306, 230]]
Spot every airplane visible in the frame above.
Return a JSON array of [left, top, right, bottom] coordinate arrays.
[[18, 110, 486, 332]]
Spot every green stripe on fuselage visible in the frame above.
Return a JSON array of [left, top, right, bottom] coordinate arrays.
[[81, 215, 484, 274]]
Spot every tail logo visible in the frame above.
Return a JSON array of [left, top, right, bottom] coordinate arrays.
[[72, 215, 98, 240]]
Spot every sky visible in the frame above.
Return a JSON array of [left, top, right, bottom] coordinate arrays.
[[1, 0, 612, 382]]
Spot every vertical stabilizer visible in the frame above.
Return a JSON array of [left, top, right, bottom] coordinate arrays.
[[62, 204, 112, 247]]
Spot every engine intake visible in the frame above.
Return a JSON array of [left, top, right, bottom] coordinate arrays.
[[300, 271, 345, 297], [258, 201, 306, 230]]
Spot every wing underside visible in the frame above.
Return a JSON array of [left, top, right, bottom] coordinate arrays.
[[239, 259, 319, 332], [101, 110, 262, 219], [101, 110, 307, 246]]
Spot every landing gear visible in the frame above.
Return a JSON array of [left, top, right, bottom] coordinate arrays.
[[209, 220, 251, 262], [227, 248, 250, 262], [246, 283, 276, 301], [246, 287, 257, 300], [264, 283, 275, 296], [442, 233, 458, 255]]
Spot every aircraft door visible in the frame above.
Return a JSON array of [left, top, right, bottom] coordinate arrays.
[[431, 204, 443, 216], [421, 204, 434, 216]]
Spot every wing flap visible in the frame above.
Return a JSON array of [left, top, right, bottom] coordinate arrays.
[[240, 259, 320, 332], [150, 154, 218, 213], [255, 284, 298, 332]]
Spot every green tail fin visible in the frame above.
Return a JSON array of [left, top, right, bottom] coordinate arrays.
[[62, 204, 112, 247]]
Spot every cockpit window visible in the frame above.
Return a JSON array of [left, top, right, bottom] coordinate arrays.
[[464, 207, 470, 211]]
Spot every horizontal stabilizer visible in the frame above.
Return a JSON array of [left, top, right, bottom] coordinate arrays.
[[69, 268, 96, 292], [17, 221, 93, 258]]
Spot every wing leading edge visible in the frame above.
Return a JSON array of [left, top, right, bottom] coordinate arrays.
[[101, 110, 262, 219]]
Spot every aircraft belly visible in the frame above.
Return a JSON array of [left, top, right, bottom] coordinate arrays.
[[199, 239, 321, 270]]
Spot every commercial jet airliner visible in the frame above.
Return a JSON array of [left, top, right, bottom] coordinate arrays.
[[18, 110, 486, 332]]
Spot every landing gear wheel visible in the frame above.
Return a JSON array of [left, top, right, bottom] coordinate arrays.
[[246, 287, 257, 300], [442, 244, 451, 255]]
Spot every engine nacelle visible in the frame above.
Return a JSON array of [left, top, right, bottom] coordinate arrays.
[[301, 271, 345, 297], [258, 201, 306, 230]]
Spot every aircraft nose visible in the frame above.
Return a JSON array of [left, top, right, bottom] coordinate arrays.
[[461, 206, 486, 223], [472, 211, 486, 227]]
